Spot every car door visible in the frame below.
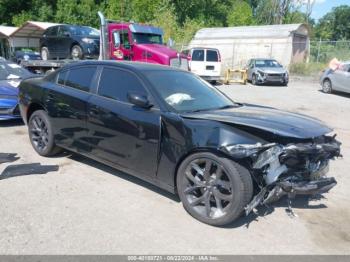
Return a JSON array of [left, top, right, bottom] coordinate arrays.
[[331, 65, 349, 92], [338, 64, 350, 93], [56, 26, 72, 58], [86, 66, 161, 178], [45, 66, 97, 151], [44, 26, 59, 58], [111, 29, 133, 60], [189, 49, 205, 76], [204, 49, 221, 77]]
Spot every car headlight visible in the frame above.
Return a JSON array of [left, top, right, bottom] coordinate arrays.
[[257, 70, 266, 77], [82, 38, 95, 44]]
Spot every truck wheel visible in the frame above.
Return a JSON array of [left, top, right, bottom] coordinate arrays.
[[41, 47, 49, 60], [28, 110, 62, 157], [177, 152, 253, 226], [71, 45, 83, 60]]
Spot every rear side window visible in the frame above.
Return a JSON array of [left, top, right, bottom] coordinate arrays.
[[45, 26, 58, 36], [64, 66, 96, 92], [192, 50, 204, 61], [57, 70, 68, 85], [98, 68, 146, 103], [206, 50, 218, 62]]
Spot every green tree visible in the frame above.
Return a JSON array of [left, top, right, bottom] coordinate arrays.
[[226, 1, 255, 26], [315, 5, 350, 40]]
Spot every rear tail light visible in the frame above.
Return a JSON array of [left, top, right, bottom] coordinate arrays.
[[218, 51, 221, 62]]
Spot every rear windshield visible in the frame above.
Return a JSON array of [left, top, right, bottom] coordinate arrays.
[[192, 50, 204, 61], [206, 50, 218, 62]]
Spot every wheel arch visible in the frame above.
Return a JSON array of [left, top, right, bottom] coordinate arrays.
[[26, 102, 47, 123], [172, 147, 238, 194]]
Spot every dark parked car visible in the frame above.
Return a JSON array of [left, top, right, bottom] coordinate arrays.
[[0, 60, 33, 120], [12, 50, 41, 64], [246, 58, 289, 86], [40, 25, 100, 60], [18, 61, 340, 226]]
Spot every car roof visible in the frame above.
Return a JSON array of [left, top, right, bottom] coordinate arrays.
[[61, 60, 185, 72]]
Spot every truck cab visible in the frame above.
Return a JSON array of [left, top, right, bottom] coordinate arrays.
[[104, 20, 188, 70]]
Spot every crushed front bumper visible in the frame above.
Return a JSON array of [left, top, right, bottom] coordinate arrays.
[[221, 135, 341, 215]]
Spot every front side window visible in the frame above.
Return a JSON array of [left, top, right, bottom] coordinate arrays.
[[206, 50, 218, 62], [98, 68, 146, 103], [145, 71, 235, 112], [192, 50, 204, 62], [64, 67, 96, 92]]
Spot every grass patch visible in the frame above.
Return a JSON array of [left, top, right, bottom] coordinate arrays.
[[289, 62, 327, 76]]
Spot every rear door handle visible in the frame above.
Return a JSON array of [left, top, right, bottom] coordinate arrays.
[[89, 107, 99, 115]]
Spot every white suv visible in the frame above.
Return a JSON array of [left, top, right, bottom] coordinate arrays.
[[183, 48, 221, 83]]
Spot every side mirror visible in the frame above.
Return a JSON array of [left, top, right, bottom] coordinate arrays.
[[127, 93, 152, 109]]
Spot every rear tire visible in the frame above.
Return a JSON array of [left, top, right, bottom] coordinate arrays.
[[322, 79, 332, 93], [71, 45, 83, 60], [28, 110, 62, 157], [177, 152, 253, 226], [41, 47, 49, 60]]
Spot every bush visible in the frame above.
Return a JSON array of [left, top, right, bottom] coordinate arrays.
[[289, 62, 327, 76]]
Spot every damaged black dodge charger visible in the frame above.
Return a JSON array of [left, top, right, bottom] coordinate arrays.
[[18, 61, 341, 226]]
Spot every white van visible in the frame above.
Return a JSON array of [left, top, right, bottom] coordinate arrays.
[[183, 48, 221, 83]]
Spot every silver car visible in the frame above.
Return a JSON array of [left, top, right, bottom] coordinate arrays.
[[320, 62, 350, 94], [247, 58, 289, 86]]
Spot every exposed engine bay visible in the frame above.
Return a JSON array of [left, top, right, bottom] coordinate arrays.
[[221, 134, 341, 215]]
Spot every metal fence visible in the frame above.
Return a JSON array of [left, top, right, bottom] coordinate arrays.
[[310, 40, 350, 64], [173, 40, 350, 69]]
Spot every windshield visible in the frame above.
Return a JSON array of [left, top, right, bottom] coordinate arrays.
[[255, 59, 282, 68], [132, 33, 163, 44], [0, 62, 32, 81], [145, 71, 235, 112], [69, 26, 99, 36]]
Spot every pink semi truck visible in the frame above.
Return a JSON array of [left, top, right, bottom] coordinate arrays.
[[98, 12, 188, 69], [21, 12, 188, 73]]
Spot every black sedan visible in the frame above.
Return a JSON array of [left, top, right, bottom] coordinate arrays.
[[18, 61, 340, 226]]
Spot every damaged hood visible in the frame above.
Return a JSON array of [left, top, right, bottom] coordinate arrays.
[[182, 104, 332, 139]]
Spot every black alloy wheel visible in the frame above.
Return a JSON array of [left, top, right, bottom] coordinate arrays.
[[177, 152, 253, 226], [28, 110, 61, 156]]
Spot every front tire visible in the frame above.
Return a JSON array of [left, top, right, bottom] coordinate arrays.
[[322, 79, 332, 93], [252, 74, 258, 85], [28, 110, 61, 156], [71, 45, 83, 60], [177, 152, 253, 226]]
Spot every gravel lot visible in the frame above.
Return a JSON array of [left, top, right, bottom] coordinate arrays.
[[0, 79, 349, 255]]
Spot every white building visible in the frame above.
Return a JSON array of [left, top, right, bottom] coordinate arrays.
[[189, 24, 310, 72]]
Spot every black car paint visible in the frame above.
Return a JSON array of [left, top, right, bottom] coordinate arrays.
[[18, 61, 334, 194], [40, 25, 99, 59]]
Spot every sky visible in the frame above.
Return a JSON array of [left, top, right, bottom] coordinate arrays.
[[310, 0, 350, 20]]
